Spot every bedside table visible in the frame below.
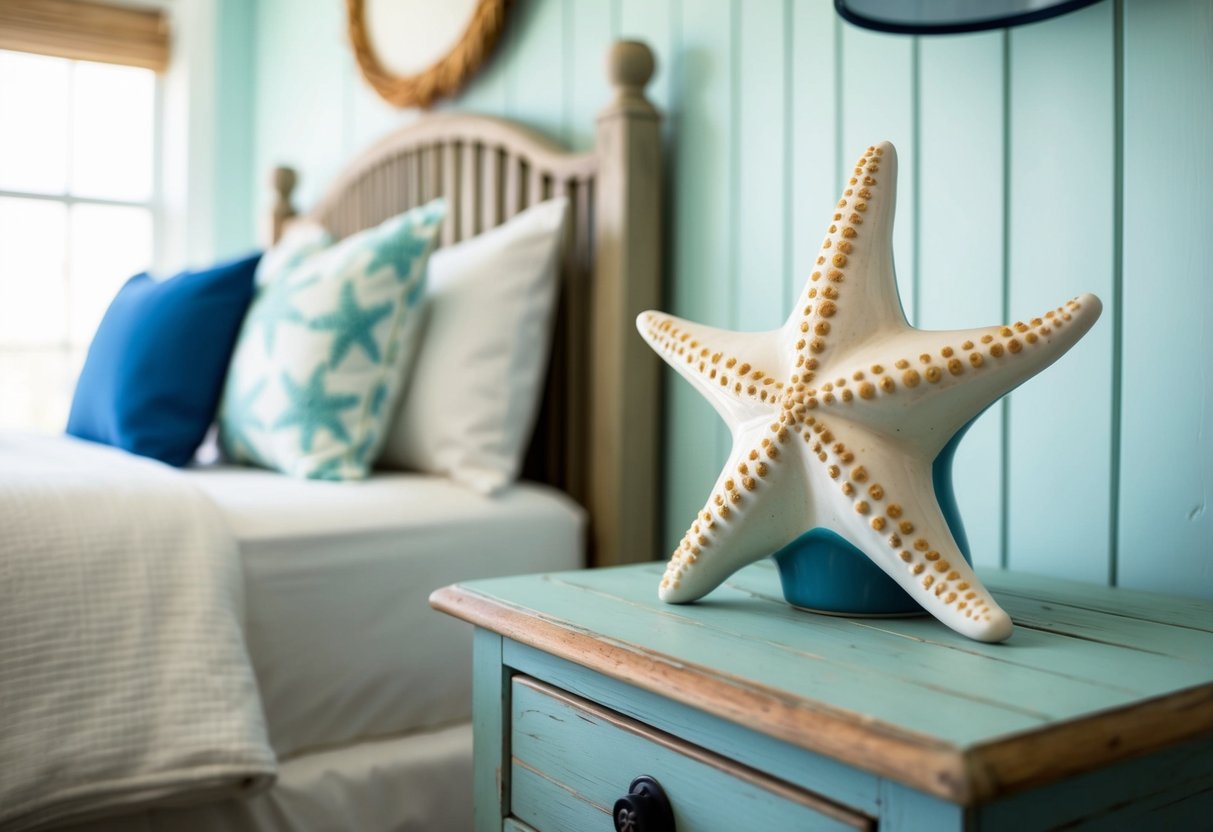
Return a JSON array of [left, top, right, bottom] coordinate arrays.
[[431, 561, 1213, 831]]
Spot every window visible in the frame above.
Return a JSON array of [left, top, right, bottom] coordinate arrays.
[[0, 49, 157, 431]]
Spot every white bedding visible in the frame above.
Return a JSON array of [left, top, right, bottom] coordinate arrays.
[[186, 465, 585, 758], [69, 722, 473, 832], [0, 435, 275, 831]]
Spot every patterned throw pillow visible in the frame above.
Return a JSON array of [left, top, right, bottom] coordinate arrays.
[[218, 200, 445, 480]]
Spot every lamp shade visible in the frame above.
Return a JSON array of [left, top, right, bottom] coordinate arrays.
[[835, 0, 1103, 35]]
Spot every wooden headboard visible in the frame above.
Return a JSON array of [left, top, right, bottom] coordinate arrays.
[[268, 40, 662, 569]]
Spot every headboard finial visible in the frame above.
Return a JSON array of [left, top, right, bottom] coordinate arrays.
[[268, 166, 299, 245], [604, 40, 657, 118], [608, 40, 654, 90]]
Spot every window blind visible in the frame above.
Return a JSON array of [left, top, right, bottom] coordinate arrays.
[[0, 0, 168, 73]]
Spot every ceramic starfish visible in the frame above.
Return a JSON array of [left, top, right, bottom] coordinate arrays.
[[637, 141, 1101, 643]]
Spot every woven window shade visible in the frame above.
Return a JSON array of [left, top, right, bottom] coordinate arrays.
[[0, 0, 168, 72]]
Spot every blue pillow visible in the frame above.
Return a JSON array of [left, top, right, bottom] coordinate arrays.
[[67, 253, 262, 466]]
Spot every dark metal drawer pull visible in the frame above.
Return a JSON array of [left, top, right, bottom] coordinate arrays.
[[613, 775, 675, 832]]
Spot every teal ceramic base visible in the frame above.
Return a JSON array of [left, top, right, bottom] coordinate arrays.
[[772, 417, 979, 617], [774, 528, 926, 615]]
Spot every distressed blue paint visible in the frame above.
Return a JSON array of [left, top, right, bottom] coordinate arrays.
[[468, 563, 1213, 748], [503, 640, 884, 815], [511, 678, 861, 831], [472, 628, 509, 832], [880, 781, 966, 832], [981, 735, 1213, 831], [457, 565, 1213, 831]]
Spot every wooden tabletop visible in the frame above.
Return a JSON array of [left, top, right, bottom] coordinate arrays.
[[431, 561, 1213, 805]]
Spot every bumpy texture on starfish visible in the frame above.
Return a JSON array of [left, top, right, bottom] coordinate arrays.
[[637, 141, 1102, 643]]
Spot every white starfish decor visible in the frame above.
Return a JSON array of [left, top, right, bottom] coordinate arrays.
[[638, 141, 1101, 643]]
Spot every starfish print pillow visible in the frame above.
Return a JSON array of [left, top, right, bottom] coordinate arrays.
[[218, 199, 445, 480]]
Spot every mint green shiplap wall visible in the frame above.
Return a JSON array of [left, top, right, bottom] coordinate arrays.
[[249, 0, 1212, 598], [212, 0, 257, 258]]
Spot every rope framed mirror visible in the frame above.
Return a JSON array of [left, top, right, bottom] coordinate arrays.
[[346, 0, 507, 109]]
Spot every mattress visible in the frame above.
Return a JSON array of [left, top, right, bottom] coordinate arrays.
[[185, 466, 585, 758]]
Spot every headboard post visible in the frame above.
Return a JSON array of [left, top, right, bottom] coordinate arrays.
[[589, 41, 663, 567], [268, 166, 299, 245]]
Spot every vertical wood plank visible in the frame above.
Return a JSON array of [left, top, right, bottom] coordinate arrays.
[[620, 0, 673, 116], [503, 0, 566, 142], [252, 0, 348, 209], [567, 0, 616, 152], [347, 72, 413, 153], [373, 159, 388, 225], [472, 628, 510, 832], [406, 151, 421, 209], [528, 165, 547, 207], [213, 0, 256, 257], [667, 0, 734, 553], [790, 0, 839, 313], [566, 176, 595, 502], [917, 32, 1006, 571], [441, 142, 460, 246], [838, 22, 917, 324], [1119, 0, 1213, 598], [1006, 2, 1116, 583], [461, 142, 482, 241], [735, 0, 787, 332], [553, 175, 581, 494], [481, 146, 502, 229], [424, 143, 439, 203], [454, 1, 511, 117], [504, 154, 524, 219], [879, 780, 966, 831]]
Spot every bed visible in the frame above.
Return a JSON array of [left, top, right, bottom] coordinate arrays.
[[2, 39, 663, 832]]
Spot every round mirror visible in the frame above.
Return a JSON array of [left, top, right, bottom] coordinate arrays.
[[835, 0, 1103, 35], [347, 0, 508, 108]]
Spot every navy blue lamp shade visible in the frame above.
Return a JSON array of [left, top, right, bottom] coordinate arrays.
[[835, 0, 1104, 35]]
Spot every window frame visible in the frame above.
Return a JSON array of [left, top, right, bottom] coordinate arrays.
[[0, 49, 163, 428]]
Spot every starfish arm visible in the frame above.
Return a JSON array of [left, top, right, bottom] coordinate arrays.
[[783, 141, 911, 382], [804, 415, 1013, 642], [811, 293, 1103, 454], [660, 420, 811, 603], [637, 311, 789, 428]]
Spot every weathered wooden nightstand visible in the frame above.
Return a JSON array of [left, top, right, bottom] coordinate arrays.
[[432, 561, 1213, 831]]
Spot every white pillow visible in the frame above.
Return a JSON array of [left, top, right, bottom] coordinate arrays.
[[378, 197, 568, 493]]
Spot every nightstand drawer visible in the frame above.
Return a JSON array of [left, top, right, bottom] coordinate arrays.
[[509, 677, 871, 832]]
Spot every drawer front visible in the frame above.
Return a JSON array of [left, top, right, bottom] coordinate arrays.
[[510, 676, 871, 832]]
